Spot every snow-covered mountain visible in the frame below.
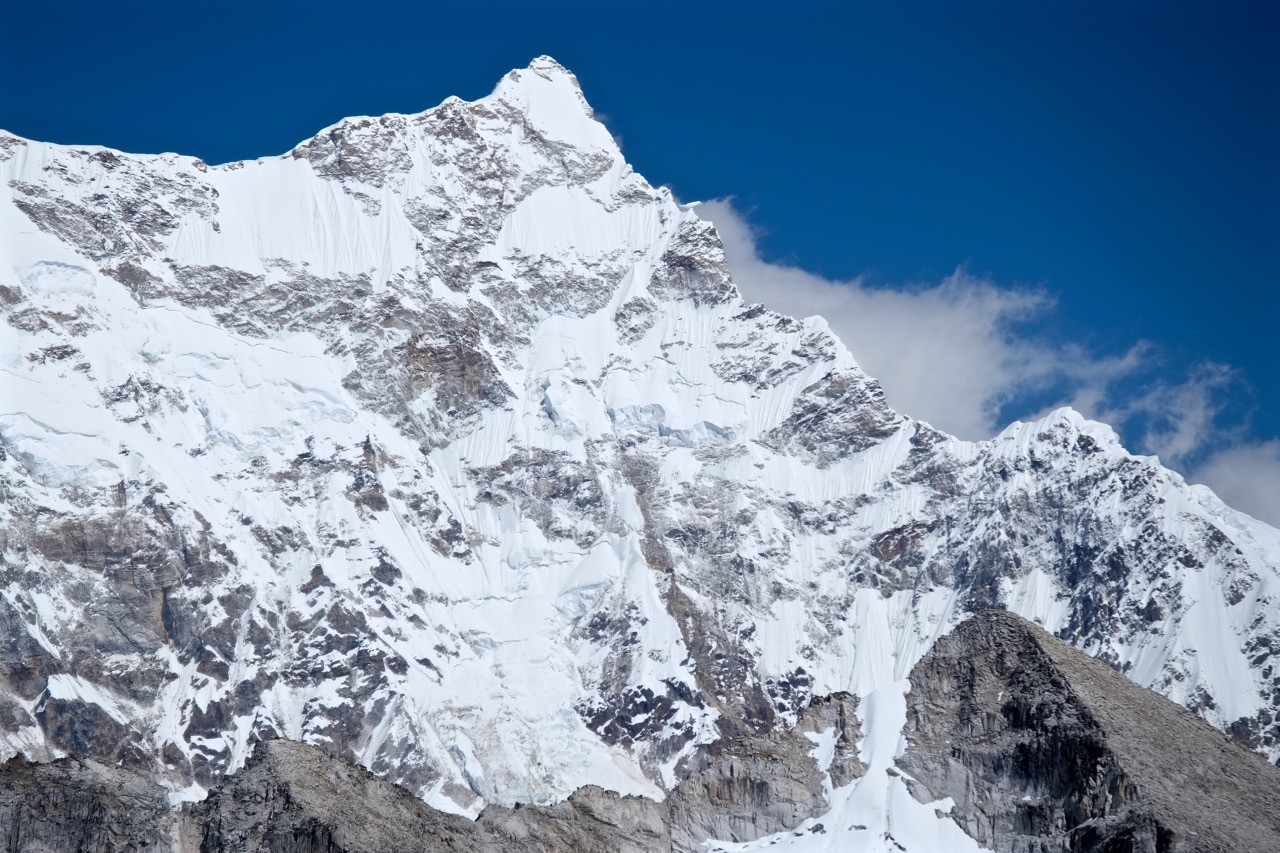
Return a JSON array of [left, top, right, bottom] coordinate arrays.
[[1, 57, 1278, 850]]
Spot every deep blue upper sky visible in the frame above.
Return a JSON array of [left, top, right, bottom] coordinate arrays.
[[3, 1, 1276, 441]]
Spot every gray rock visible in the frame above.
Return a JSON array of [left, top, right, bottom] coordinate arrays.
[[0, 754, 176, 852], [901, 609, 1280, 852], [193, 714, 853, 853]]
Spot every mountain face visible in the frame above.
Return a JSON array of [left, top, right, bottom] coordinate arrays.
[[1, 56, 1279, 850]]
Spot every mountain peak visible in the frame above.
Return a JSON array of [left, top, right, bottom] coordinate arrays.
[[526, 54, 575, 79], [284, 56, 614, 175], [489, 57, 614, 151]]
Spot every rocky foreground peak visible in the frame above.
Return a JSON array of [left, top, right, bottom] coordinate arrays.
[[1, 59, 1279, 850], [905, 610, 1280, 852]]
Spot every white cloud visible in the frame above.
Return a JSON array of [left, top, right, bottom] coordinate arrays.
[[696, 199, 1280, 527], [700, 199, 1123, 439], [1079, 362, 1245, 467], [1188, 441, 1280, 527]]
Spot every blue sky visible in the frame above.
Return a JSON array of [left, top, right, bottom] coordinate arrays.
[[2, 1, 1276, 521]]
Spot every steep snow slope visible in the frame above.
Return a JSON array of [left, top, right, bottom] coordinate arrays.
[[1, 57, 1278, 850]]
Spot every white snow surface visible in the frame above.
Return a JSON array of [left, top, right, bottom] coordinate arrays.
[[0, 57, 1278, 850]]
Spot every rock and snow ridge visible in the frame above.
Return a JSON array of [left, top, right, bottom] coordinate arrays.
[[0, 56, 1278, 850]]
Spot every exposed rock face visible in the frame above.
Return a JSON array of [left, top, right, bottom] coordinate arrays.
[[901, 610, 1280, 852], [664, 692, 862, 848], [2, 55, 1280, 850], [195, 739, 676, 852], [194, 739, 478, 852], [0, 691, 853, 853], [0, 754, 176, 852]]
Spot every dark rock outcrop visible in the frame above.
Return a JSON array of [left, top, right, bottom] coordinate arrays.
[[901, 610, 1280, 852], [0, 754, 177, 852]]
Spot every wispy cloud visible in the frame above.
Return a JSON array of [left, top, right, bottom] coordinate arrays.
[[697, 199, 1279, 527], [1076, 362, 1249, 467], [1189, 441, 1280, 528]]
